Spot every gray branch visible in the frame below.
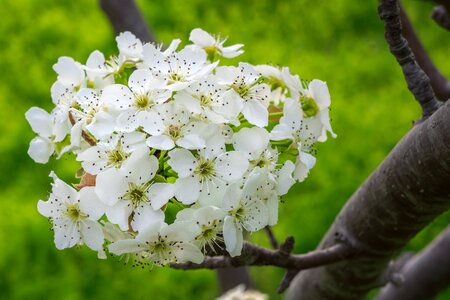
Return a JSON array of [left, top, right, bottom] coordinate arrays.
[[99, 0, 156, 43], [286, 93, 450, 299], [374, 226, 450, 300], [432, 5, 450, 30], [400, 3, 450, 101], [381, 0, 440, 119]]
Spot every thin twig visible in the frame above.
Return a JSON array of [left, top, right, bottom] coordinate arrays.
[[68, 112, 97, 146], [99, 0, 156, 43], [171, 242, 353, 270], [400, 3, 450, 101], [432, 5, 450, 30], [379, 0, 441, 120], [264, 226, 279, 249]]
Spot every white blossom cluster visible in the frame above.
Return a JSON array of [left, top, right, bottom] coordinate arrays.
[[27, 28, 335, 265]]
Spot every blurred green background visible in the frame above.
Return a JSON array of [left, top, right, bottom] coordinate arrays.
[[1, 0, 449, 299]]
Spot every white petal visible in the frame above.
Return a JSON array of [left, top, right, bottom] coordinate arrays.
[[28, 136, 54, 164], [215, 151, 249, 181], [109, 239, 143, 255], [163, 221, 201, 242], [176, 134, 206, 150], [173, 92, 202, 114], [242, 200, 268, 232], [167, 148, 197, 177], [131, 204, 164, 232], [176, 242, 204, 264], [309, 79, 330, 110], [25, 107, 53, 137], [294, 152, 316, 182], [105, 201, 133, 231], [121, 147, 158, 183], [86, 111, 117, 140], [37, 199, 56, 218], [233, 127, 269, 160], [223, 216, 243, 257], [148, 183, 175, 210], [189, 28, 215, 47], [81, 220, 104, 251], [100, 84, 133, 109], [146, 135, 175, 150], [174, 176, 201, 205], [54, 219, 80, 250], [79, 187, 106, 220], [222, 183, 242, 211], [139, 111, 165, 135], [276, 160, 295, 196], [116, 31, 143, 58], [242, 99, 268, 127], [53, 56, 85, 87], [95, 168, 128, 206]]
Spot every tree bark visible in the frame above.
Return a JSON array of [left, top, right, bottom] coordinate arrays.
[[99, 0, 156, 43], [286, 99, 450, 299], [374, 226, 450, 300]]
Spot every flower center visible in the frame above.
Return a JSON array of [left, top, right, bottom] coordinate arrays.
[[167, 124, 181, 139], [123, 182, 149, 208], [194, 159, 215, 179], [300, 95, 319, 117], [107, 145, 128, 168], [134, 94, 152, 110], [199, 94, 213, 107], [168, 73, 184, 84], [232, 83, 250, 98], [65, 203, 87, 221]]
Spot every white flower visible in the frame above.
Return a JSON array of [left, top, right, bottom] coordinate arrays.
[[76, 132, 146, 175], [189, 28, 244, 59], [222, 171, 269, 257], [233, 127, 277, 172], [168, 148, 249, 206], [85, 50, 115, 89], [116, 31, 144, 62], [216, 284, 268, 300], [101, 69, 171, 133], [255, 64, 288, 105], [37, 172, 105, 251], [142, 43, 218, 91], [216, 63, 270, 127], [94, 147, 168, 231], [174, 76, 241, 124], [109, 221, 203, 266], [53, 56, 85, 89], [25, 107, 70, 163], [176, 206, 226, 251], [143, 102, 207, 150]]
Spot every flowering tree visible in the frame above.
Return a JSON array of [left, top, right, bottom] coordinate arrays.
[[26, 0, 450, 299]]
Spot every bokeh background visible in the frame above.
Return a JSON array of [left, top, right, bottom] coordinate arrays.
[[1, 0, 449, 299]]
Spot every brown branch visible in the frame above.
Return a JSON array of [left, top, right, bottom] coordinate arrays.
[[374, 226, 450, 300], [171, 241, 353, 271], [99, 0, 156, 43], [286, 92, 450, 299], [432, 5, 450, 30], [68, 112, 97, 146], [400, 4, 450, 101], [380, 0, 440, 119], [264, 226, 279, 249]]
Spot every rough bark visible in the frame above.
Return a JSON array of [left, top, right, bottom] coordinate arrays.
[[99, 0, 156, 43], [432, 5, 450, 31], [286, 98, 450, 299], [400, 4, 450, 101], [374, 226, 450, 300]]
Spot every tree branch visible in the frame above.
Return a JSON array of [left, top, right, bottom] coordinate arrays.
[[264, 226, 279, 249], [286, 90, 450, 299], [374, 226, 450, 300], [380, 0, 440, 119], [432, 5, 450, 30], [400, 3, 450, 101], [171, 241, 353, 270], [68, 112, 97, 146], [99, 0, 156, 43]]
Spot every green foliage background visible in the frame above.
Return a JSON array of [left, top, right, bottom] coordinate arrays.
[[0, 0, 449, 299]]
